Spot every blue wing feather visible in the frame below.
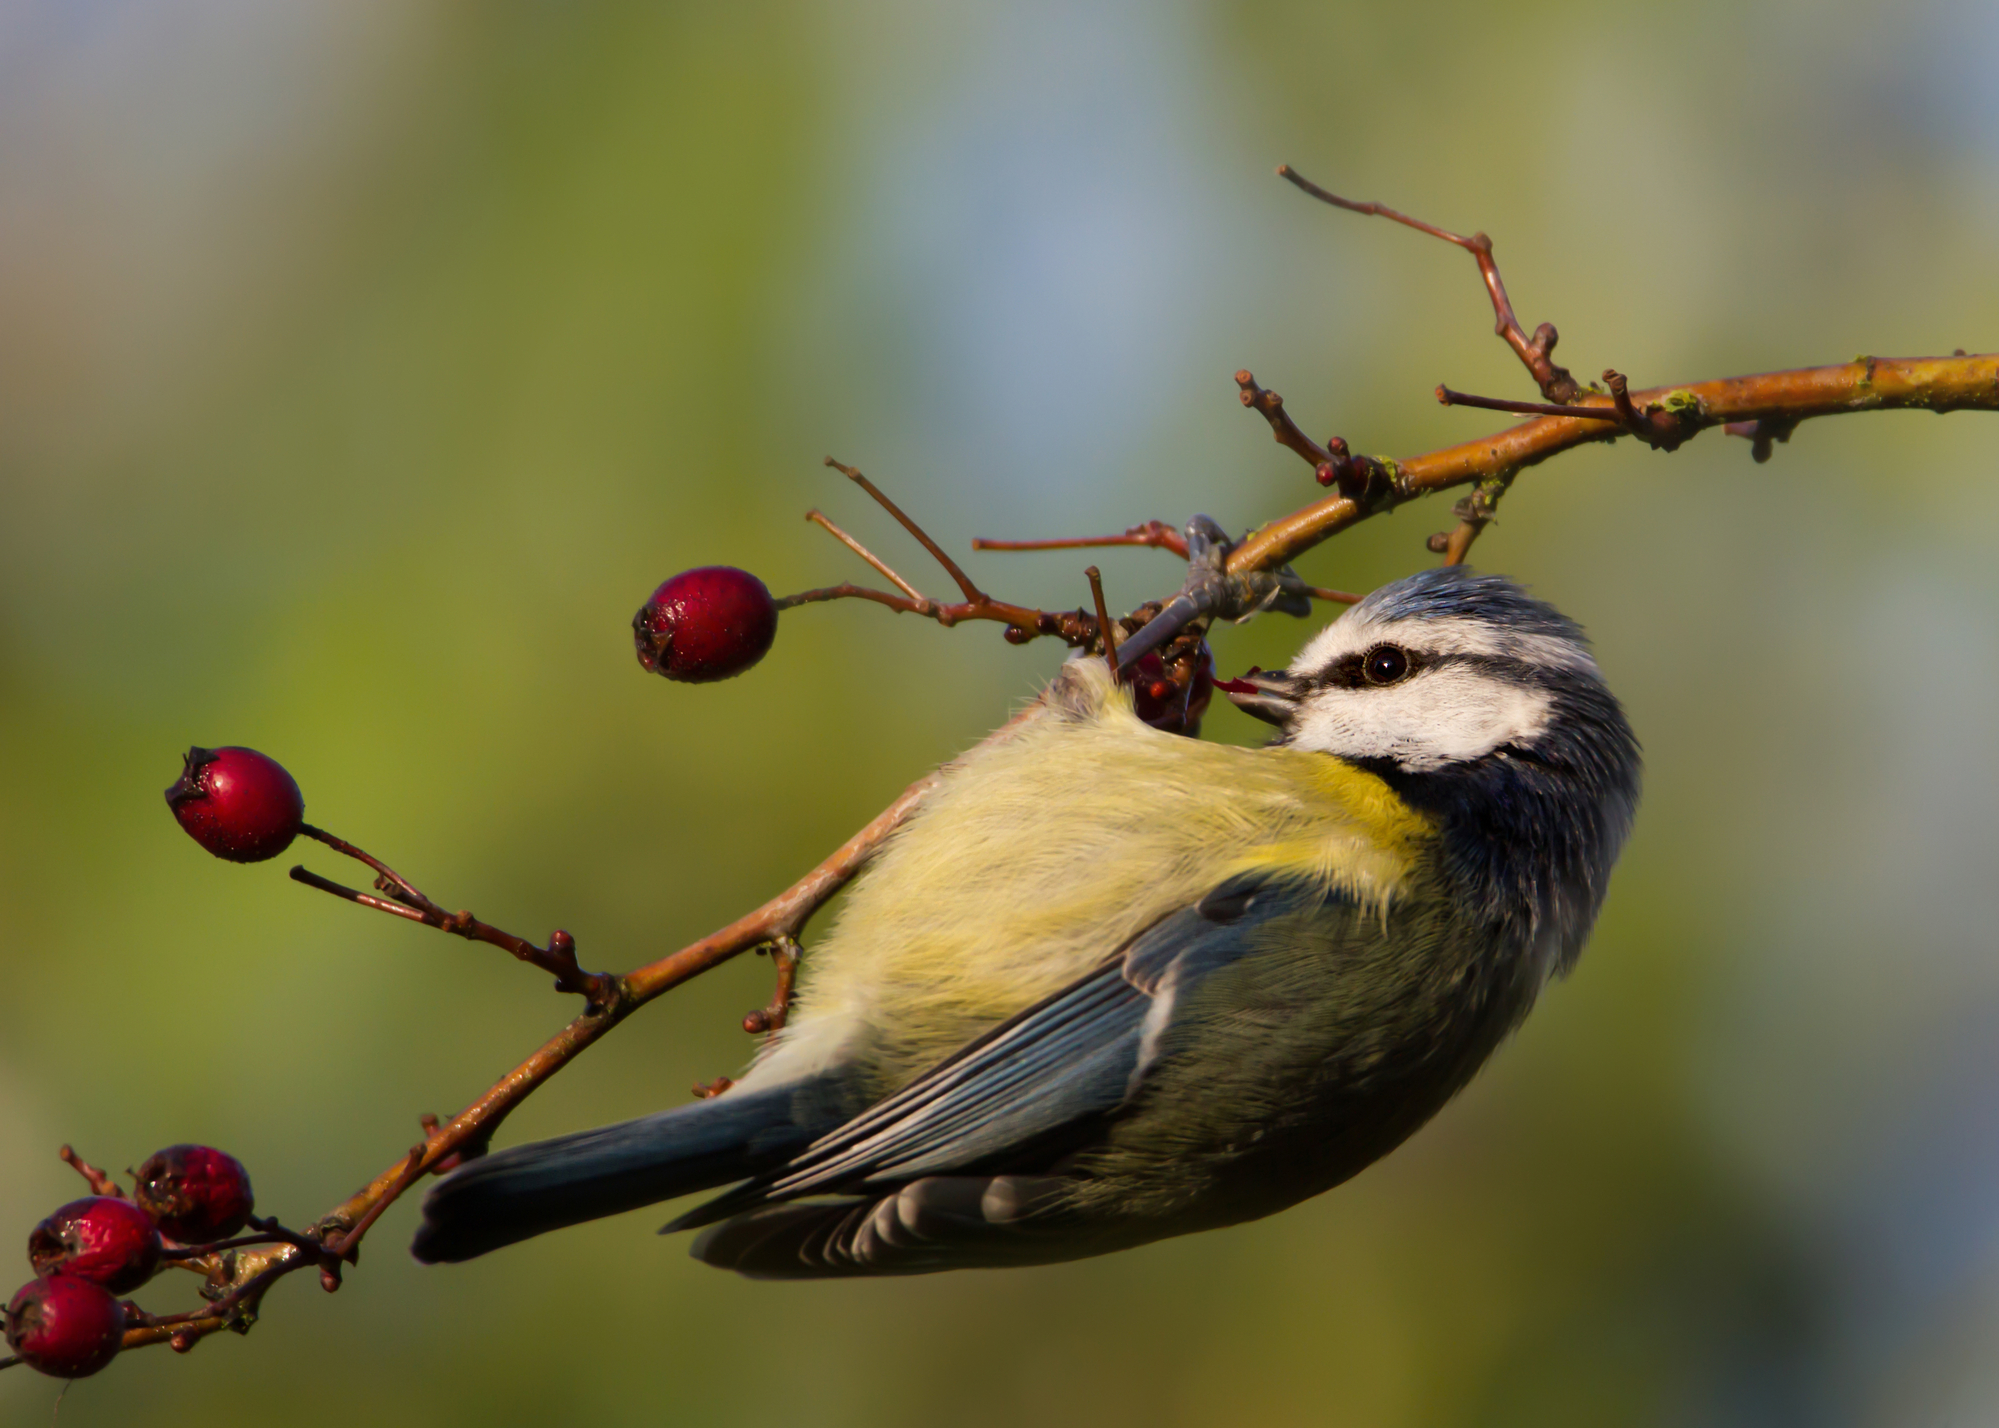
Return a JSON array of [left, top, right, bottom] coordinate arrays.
[[664, 875, 1339, 1234]]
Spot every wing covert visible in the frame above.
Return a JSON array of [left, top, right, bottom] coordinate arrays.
[[665, 875, 1341, 1233]]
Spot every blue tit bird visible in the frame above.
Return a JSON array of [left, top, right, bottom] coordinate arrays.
[[411, 565, 1640, 1277]]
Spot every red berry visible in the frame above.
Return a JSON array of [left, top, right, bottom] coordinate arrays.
[[4, 1276, 124, 1378], [632, 567, 778, 683], [1130, 643, 1215, 736], [133, 1146, 254, 1244], [165, 746, 304, 863], [27, 1198, 161, 1294]]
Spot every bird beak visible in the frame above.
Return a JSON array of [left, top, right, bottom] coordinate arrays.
[[1218, 669, 1308, 727]]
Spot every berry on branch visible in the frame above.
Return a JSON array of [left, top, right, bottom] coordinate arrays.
[[4, 1275, 125, 1379], [632, 567, 779, 683], [1129, 642, 1215, 736], [164, 746, 305, 863], [133, 1146, 254, 1244], [27, 1198, 162, 1294]]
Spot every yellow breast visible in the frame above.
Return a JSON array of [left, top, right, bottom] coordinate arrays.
[[755, 660, 1435, 1088]]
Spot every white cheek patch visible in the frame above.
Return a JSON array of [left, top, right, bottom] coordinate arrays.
[[1286, 666, 1555, 770]]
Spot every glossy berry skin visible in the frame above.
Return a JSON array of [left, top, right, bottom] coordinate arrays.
[[133, 1146, 254, 1244], [4, 1276, 124, 1379], [633, 567, 778, 683], [164, 746, 304, 863], [27, 1198, 161, 1294]]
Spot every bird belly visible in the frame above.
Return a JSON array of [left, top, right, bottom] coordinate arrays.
[[747, 669, 1434, 1095]]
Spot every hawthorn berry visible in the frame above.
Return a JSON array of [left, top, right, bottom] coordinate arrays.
[[164, 746, 304, 863], [4, 1276, 124, 1379], [27, 1198, 161, 1295], [632, 566, 778, 683], [133, 1145, 254, 1244], [1129, 642, 1215, 737]]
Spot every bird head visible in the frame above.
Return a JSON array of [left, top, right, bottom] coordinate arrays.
[[1224, 566, 1614, 773], [1225, 565, 1641, 969]]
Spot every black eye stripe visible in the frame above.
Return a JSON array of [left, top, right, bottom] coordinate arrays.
[[1306, 648, 1548, 691]]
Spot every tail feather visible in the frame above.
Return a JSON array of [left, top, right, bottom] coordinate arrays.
[[411, 1077, 848, 1264]]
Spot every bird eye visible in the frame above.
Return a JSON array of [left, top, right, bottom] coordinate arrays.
[[1362, 644, 1410, 685]]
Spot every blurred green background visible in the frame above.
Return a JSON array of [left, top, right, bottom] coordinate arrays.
[[3, 2, 1996, 1424]]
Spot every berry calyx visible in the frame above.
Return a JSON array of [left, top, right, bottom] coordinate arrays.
[[165, 746, 304, 863], [133, 1146, 254, 1244], [633, 567, 778, 683], [27, 1198, 161, 1294], [4, 1276, 125, 1378]]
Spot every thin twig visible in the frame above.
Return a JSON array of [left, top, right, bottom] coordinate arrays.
[[825, 457, 984, 603], [1230, 368, 1396, 505], [1602, 368, 1700, 451], [788, 461, 1105, 647], [775, 583, 936, 617], [1436, 385, 1622, 422], [773, 583, 1098, 646], [805, 510, 926, 601], [972, 521, 1190, 559], [1233, 369, 1333, 469], [327, 1146, 426, 1261], [1278, 164, 1581, 404], [1085, 567, 1119, 673], [289, 868, 431, 926], [288, 833, 618, 1008], [299, 824, 431, 908], [1302, 585, 1363, 605], [741, 935, 801, 1035], [60, 1145, 126, 1199], [159, 1233, 300, 1262], [1605, 368, 1642, 427], [120, 1240, 319, 1354]]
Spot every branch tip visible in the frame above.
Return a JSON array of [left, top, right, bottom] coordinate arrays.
[[1278, 165, 1580, 403], [806, 508, 928, 603], [1234, 369, 1333, 470], [1085, 567, 1119, 674], [742, 936, 801, 1036], [823, 456, 984, 603], [972, 521, 1188, 559], [1723, 415, 1801, 463], [1436, 384, 1623, 422], [60, 1144, 127, 1198], [290, 834, 617, 1007]]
